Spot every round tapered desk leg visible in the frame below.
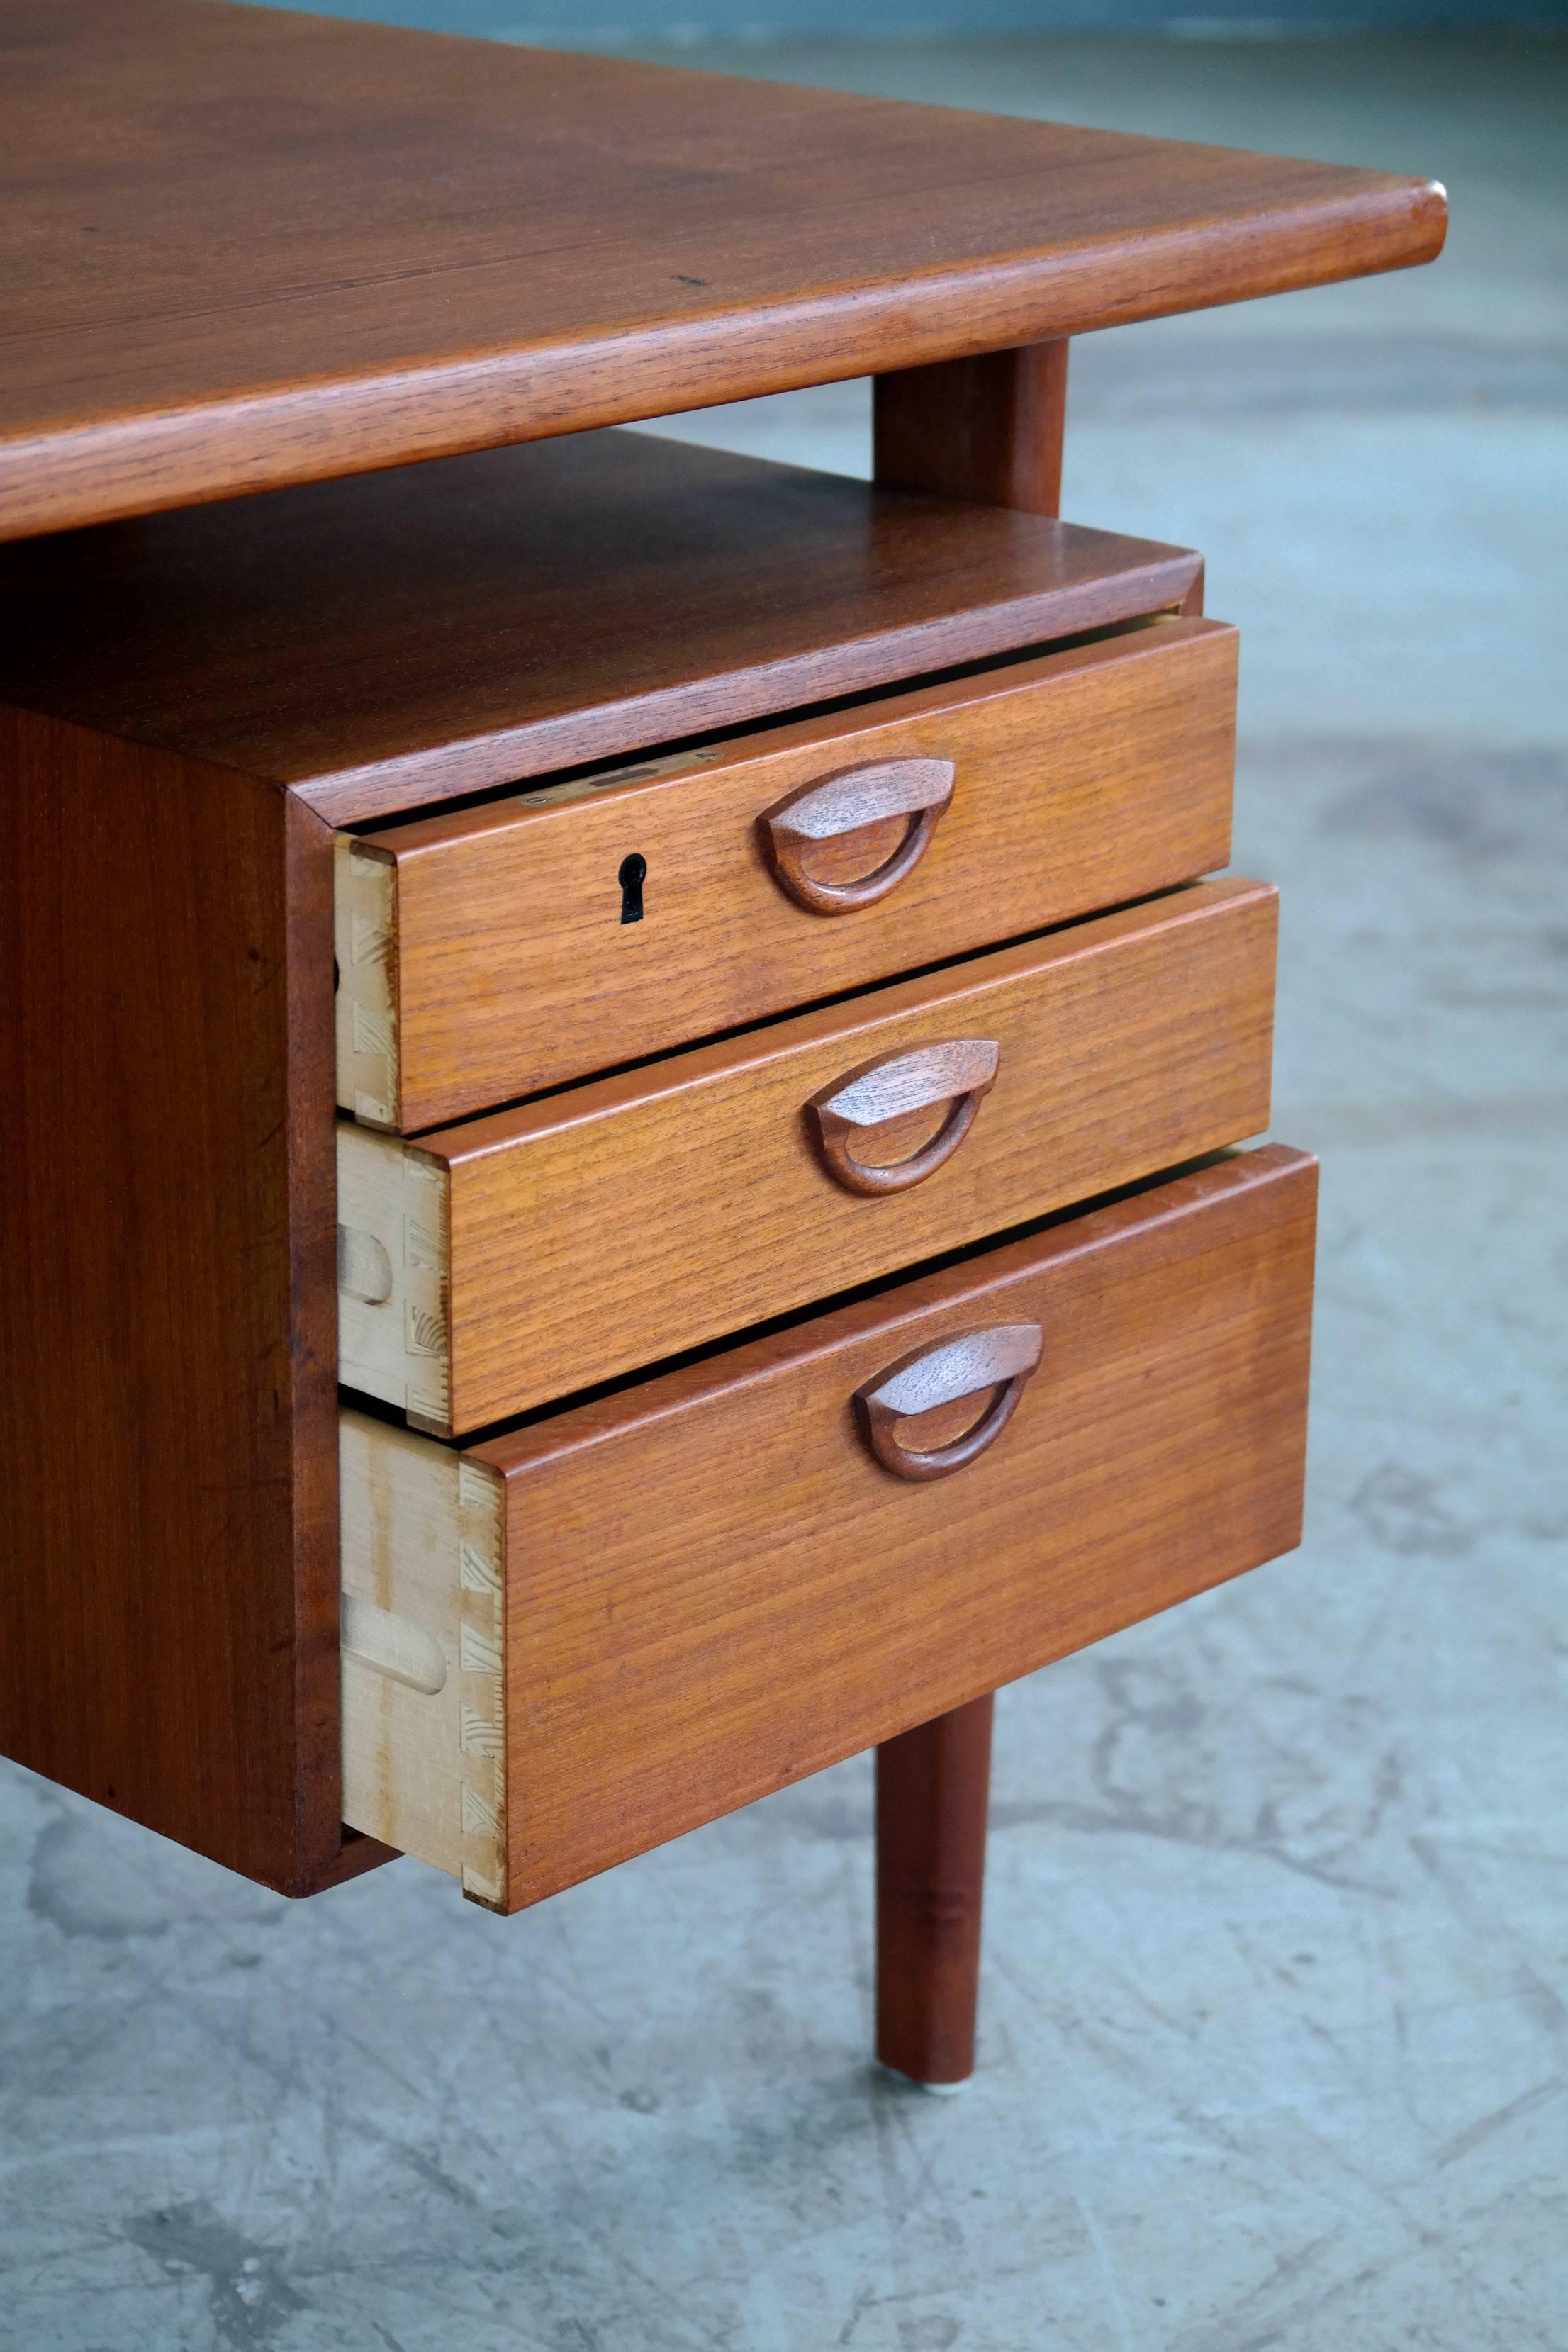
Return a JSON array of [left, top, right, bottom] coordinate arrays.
[[868, 344, 1059, 2095], [875, 1691, 994, 2089]]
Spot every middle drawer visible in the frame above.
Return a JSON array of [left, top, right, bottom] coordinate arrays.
[[337, 875, 1277, 1434]]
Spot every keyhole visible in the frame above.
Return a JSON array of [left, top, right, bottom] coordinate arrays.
[[618, 852, 647, 924]]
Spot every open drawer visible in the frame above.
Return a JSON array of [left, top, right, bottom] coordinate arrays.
[[340, 1146, 1316, 1912], [335, 615, 1236, 1130], [337, 876, 1277, 1432]]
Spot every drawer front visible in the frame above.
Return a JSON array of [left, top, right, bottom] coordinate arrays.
[[340, 1147, 1317, 1912], [335, 615, 1236, 1132], [337, 876, 1276, 1434]]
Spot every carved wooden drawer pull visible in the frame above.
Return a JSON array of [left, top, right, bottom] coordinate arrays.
[[806, 1036, 999, 1195], [759, 756, 956, 914], [854, 1322, 1044, 1482]]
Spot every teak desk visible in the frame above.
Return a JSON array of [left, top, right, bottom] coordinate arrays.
[[0, 0, 1444, 2086]]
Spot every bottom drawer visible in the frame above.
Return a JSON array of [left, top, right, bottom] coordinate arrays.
[[341, 1146, 1316, 1913]]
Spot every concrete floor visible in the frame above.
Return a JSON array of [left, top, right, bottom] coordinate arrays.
[[2, 35, 1564, 2352]]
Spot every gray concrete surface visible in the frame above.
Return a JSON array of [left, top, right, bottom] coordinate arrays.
[[2, 35, 1564, 2352]]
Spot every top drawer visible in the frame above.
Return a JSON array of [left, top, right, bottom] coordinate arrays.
[[337, 615, 1236, 1132]]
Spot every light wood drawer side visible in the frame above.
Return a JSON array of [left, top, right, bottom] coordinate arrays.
[[339, 1416, 508, 1906]]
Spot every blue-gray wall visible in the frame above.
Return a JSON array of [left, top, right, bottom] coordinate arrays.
[[255, 0, 1568, 37]]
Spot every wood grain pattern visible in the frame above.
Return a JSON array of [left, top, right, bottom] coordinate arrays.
[[875, 343, 1071, 516], [0, 434, 1206, 829], [337, 877, 1276, 1434], [340, 613, 1235, 1129], [340, 1148, 1316, 1910], [0, 1, 1444, 539], [877, 1696, 995, 2086], [0, 707, 348, 1895]]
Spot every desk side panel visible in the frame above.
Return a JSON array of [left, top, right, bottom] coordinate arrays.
[[0, 711, 352, 1893]]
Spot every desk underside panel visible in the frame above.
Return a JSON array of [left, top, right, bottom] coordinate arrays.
[[0, 432, 1204, 823]]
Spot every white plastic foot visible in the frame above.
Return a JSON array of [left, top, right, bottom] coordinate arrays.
[[876, 2060, 970, 2096]]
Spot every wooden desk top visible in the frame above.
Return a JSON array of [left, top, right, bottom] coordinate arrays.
[[0, 0, 1444, 541]]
